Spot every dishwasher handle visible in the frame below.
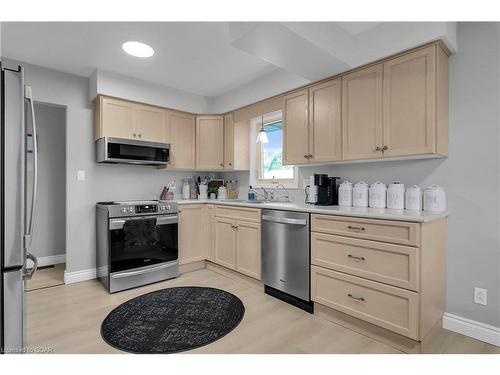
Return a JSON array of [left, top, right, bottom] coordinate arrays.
[[262, 215, 307, 226]]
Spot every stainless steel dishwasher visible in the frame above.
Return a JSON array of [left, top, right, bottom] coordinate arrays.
[[261, 209, 313, 313]]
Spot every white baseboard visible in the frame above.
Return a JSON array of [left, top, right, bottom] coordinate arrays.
[[443, 312, 500, 347], [37, 254, 66, 267], [64, 268, 96, 284]]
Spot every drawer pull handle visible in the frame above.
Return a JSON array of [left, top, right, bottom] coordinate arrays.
[[348, 254, 366, 261], [348, 294, 365, 302], [347, 225, 365, 231]]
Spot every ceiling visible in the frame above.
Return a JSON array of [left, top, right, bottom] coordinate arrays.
[[1, 22, 456, 103]]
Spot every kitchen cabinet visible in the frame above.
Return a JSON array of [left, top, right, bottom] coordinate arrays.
[[196, 115, 225, 170], [282, 89, 309, 165], [167, 111, 196, 169], [213, 206, 261, 280], [283, 79, 342, 165], [382, 45, 447, 157], [308, 78, 342, 163], [223, 113, 234, 169], [235, 221, 261, 279], [342, 64, 383, 160], [206, 204, 215, 261], [178, 204, 206, 265], [341, 44, 448, 161], [94, 95, 167, 143], [214, 217, 236, 269]]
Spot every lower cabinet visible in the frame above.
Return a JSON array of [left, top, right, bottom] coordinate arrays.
[[213, 207, 261, 280], [178, 204, 206, 264], [214, 217, 236, 269], [235, 221, 261, 279]]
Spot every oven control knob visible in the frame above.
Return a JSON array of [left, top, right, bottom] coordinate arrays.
[[166, 204, 171, 211], [161, 205, 167, 210], [120, 207, 127, 213], [128, 207, 134, 213]]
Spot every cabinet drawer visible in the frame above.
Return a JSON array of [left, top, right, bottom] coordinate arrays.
[[311, 233, 419, 291], [311, 215, 419, 246], [215, 205, 260, 223], [311, 266, 419, 339]]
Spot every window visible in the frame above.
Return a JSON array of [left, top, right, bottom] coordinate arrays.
[[250, 111, 298, 188]]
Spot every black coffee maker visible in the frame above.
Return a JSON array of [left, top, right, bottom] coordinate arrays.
[[314, 174, 342, 206]]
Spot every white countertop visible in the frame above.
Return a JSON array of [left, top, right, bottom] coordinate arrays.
[[174, 199, 447, 223]]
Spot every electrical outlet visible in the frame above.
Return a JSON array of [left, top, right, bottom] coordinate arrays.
[[77, 170, 85, 181], [473, 287, 487, 305]]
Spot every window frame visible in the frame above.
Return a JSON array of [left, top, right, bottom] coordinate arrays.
[[249, 111, 298, 189]]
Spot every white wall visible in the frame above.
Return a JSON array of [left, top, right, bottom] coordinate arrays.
[[89, 69, 212, 113], [2, 58, 217, 275], [31, 103, 66, 259], [223, 23, 500, 328]]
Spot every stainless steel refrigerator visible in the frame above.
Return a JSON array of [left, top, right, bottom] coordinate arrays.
[[1, 62, 38, 353]]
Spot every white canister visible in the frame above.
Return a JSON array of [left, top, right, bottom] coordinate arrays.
[[217, 186, 227, 200], [199, 184, 208, 200], [308, 175, 318, 204], [369, 181, 387, 208], [353, 181, 369, 208], [423, 185, 446, 212], [181, 179, 190, 200], [387, 182, 405, 210], [338, 181, 353, 207], [405, 185, 422, 211]]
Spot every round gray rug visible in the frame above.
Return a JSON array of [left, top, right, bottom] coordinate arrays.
[[101, 286, 245, 354]]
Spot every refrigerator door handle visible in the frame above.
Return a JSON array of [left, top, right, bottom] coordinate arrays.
[[23, 85, 38, 268]]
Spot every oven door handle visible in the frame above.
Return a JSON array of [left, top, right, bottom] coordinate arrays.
[[157, 215, 178, 225], [111, 262, 176, 279]]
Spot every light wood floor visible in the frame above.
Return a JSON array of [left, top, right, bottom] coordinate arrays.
[[26, 267, 500, 354], [25, 263, 65, 292]]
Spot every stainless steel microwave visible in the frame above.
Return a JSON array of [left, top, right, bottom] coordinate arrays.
[[96, 137, 170, 166]]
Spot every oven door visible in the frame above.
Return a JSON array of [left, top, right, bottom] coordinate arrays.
[[109, 214, 178, 273]]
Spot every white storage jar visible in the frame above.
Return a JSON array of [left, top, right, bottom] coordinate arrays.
[[423, 185, 446, 212], [387, 182, 405, 210], [353, 181, 369, 208], [405, 185, 422, 211], [338, 181, 353, 207], [369, 181, 387, 208]]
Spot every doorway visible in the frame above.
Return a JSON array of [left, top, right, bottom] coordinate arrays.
[[25, 103, 67, 291]]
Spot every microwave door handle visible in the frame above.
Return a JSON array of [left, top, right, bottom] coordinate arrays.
[[23, 85, 39, 278]]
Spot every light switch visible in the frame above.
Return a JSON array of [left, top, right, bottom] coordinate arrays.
[[77, 170, 86, 181]]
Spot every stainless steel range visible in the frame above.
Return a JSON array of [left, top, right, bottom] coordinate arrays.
[[96, 200, 178, 293]]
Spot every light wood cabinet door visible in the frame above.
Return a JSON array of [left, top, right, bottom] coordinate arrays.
[[178, 205, 206, 265], [168, 111, 196, 169], [196, 116, 224, 170], [233, 120, 250, 170], [235, 221, 261, 280], [100, 97, 136, 140], [283, 89, 309, 165], [135, 104, 166, 142], [224, 113, 234, 169], [308, 78, 342, 163], [342, 64, 383, 160], [383, 46, 436, 157], [206, 205, 215, 261], [214, 217, 236, 270]]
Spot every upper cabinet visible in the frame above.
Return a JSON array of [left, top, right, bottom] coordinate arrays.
[[342, 64, 383, 160], [342, 44, 448, 161], [224, 113, 250, 171], [382, 45, 447, 157], [94, 95, 167, 143], [283, 89, 309, 165], [196, 115, 225, 170], [308, 79, 342, 163], [167, 110, 196, 169], [283, 79, 342, 165]]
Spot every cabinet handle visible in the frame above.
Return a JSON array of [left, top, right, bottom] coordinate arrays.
[[382, 145, 388, 151], [229, 162, 232, 166], [133, 133, 137, 138], [348, 254, 366, 261], [304, 154, 308, 159], [375, 146, 382, 151], [138, 134, 142, 138], [347, 294, 365, 302], [220, 163, 224, 167], [308, 154, 313, 158], [347, 225, 365, 231]]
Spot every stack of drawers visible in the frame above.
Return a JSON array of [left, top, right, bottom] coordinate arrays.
[[310, 214, 446, 343]]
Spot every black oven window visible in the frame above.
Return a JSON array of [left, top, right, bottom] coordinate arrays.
[[107, 143, 168, 162], [110, 218, 178, 272]]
